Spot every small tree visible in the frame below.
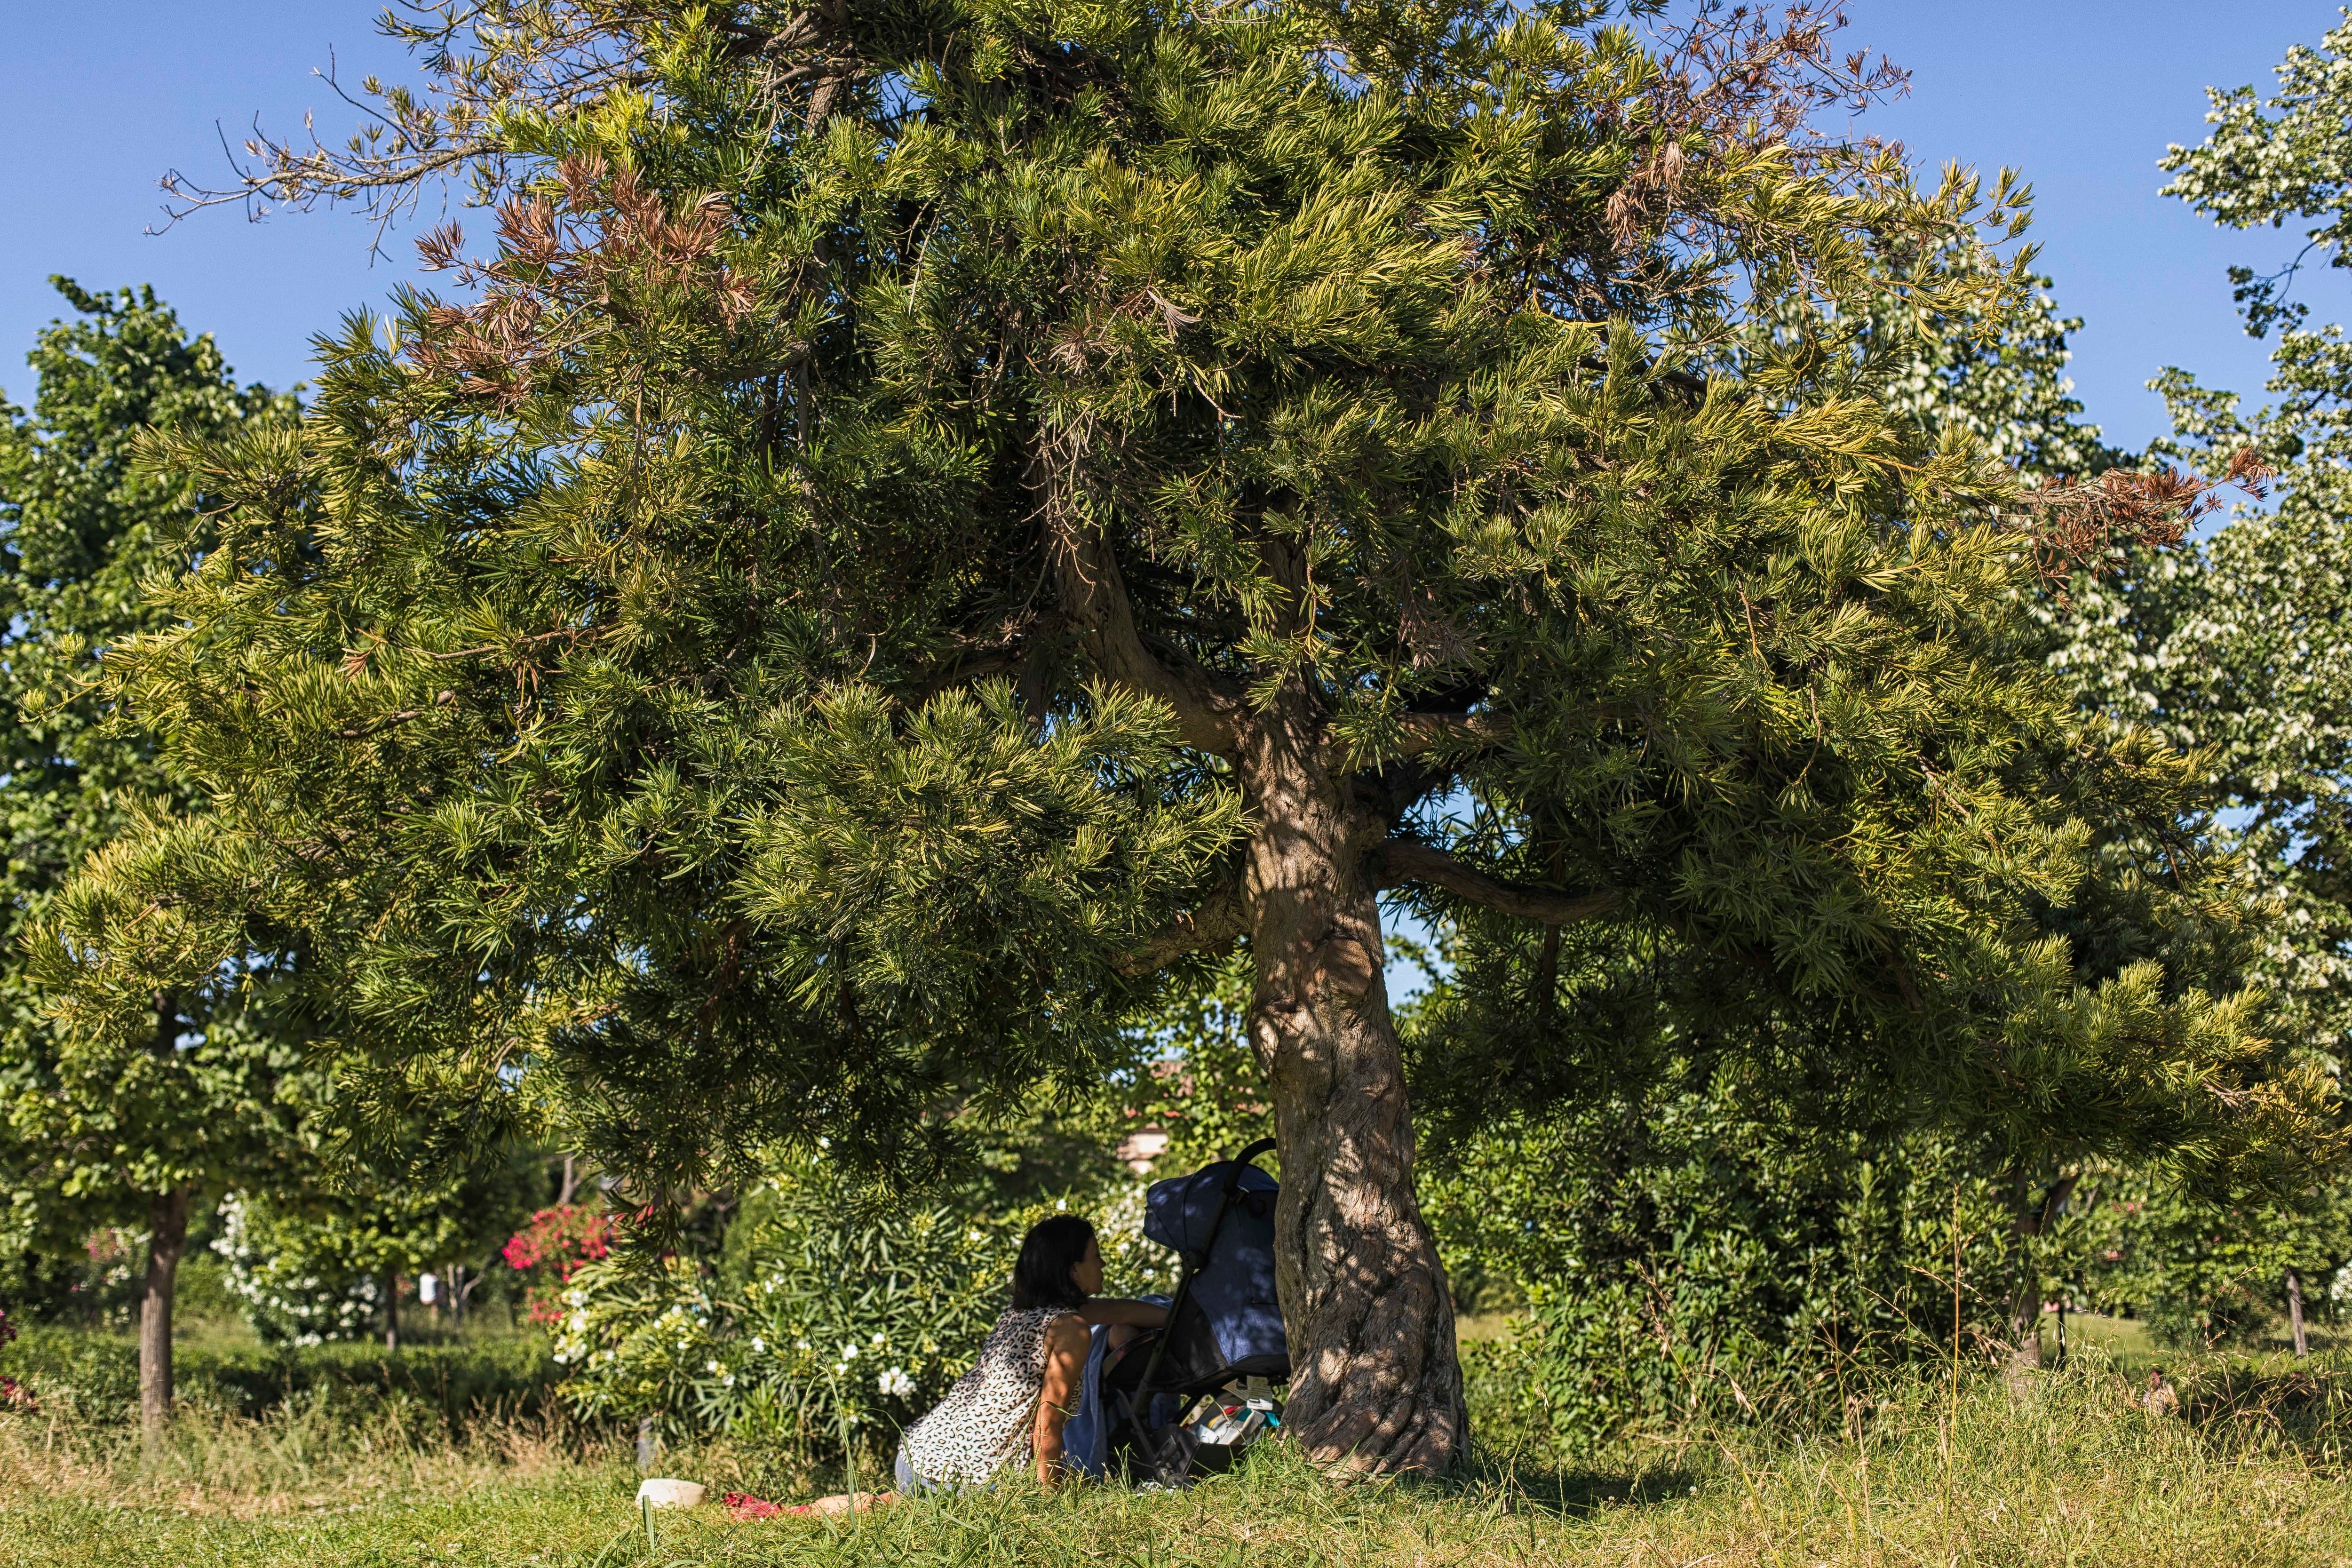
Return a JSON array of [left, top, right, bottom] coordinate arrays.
[[48, 1, 2330, 1469], [2044, 10, 2352, 1339], [0, 282, 304, 1432]]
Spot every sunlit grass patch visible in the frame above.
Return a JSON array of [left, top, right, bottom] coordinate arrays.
[[7, 1350, 2352, 1566]]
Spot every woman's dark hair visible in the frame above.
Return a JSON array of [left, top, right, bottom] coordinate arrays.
[[1010, 1214, 1095, 1310]]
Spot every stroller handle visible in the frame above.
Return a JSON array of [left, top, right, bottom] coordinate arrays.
[[1235, 1137, 1277, 1169]]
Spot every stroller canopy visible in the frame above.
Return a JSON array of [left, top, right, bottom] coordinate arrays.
[[1142, 1145, 1287, 1384]]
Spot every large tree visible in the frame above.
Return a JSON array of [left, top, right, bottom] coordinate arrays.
[[42, 0, 2325, 1469]]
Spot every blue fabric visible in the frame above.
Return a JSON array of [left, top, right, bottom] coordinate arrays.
[[1145, 1162, 1286, 1372], [1058, 1325, 1114, 1480], [1144, 1160, 1277, 1257]]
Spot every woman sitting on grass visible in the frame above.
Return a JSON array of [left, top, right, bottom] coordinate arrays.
[[798, 1213, 1167, 1512]]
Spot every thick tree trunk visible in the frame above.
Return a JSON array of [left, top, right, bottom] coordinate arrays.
[[2287, 1266, 2309, 1358], [139, 1185, 191, 1438], [1240, 713, 1463, 1475]]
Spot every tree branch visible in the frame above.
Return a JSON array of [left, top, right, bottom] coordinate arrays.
[[1391, 711, 1514, 757], [1049, 525, 1240, 755], [900, 647, 1026, 708], [1375, 839, 1619, 925], [1113, 882, 1249, 979]]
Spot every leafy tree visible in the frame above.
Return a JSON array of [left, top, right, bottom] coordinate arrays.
[[0, 281, 304, 1431], [214, 1142, 542, 1346], [2074, 1165, 2352, 1352], [43, 1, 2329, 1470], [2040, 10, 2352, 1351]]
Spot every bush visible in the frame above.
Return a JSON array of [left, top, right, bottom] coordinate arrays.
[[501, 1205, 615, 1326], [1423, 1091, 2030, 1451], [0, 1325, 563, 1429], [549, 1151, 1172, 1461]]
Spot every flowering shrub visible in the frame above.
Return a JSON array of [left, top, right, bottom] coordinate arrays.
[[501, 1205, 615, 1325], [546, 1254, 718, 1419], [212, 1194, 381, 1345], [547, 1153, 1173, 1460]]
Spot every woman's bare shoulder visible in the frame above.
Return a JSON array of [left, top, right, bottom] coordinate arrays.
[[1044, 1312, 1091, 1356]]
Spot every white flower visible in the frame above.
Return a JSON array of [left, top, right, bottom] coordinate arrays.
[[870, 1332, 884, 1347], [796, 1337, 811, 1351], [750, 1337, 765, 1352], [877, 1367, 915, 1398], [841, 1340, 859, 1360]]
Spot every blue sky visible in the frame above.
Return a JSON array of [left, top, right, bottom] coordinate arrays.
[[4, 3, 2342, 434]]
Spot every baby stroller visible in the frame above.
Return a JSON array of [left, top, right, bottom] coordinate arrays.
[[1089, 1138, 1289, 1484]]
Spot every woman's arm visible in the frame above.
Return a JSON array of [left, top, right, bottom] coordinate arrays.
[[1075, 1297, 1168, 1328], [1033, 1313, 1091, 1488]]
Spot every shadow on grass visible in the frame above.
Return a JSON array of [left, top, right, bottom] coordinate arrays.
[[1413, 1439, 1708, 1520]]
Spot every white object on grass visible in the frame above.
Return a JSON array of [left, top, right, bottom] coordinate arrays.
[[637, 1478, 706, 1509]]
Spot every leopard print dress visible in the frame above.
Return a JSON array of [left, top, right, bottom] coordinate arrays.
[[898, 1307, 1069, 1488]]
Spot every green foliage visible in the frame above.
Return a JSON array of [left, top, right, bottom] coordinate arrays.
[[1120, 951, 1273, 1178], [2024, 12, 2352, 1333], [2159, 9, 2352, 339], [213, 1149, 542, 1344], [2074, 1168, 2352, 1351], [32, 0, 2288, 1215], [0, 279, 308, 1265], [1423, 1072, 2034, 1446], [548, 1148, 1170, 1460]]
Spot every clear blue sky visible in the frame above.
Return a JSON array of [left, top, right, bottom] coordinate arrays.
[[1, 3, 2341, 438]]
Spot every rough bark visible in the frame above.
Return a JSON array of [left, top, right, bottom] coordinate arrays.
[[1240, 701, 1464, 1475], [139, 1185, 191, 1438], [1046, 498, 1467, 1473], [2288, 1266, 2309, 1358]]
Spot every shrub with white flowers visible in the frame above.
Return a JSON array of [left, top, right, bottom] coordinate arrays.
[[212, 1194, 381, 1345], [548, 1151, 1174, 1459], [548, 1255, 721, 1420]]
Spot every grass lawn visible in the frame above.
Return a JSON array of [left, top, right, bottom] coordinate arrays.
[[8, 1349, 2352, 1567]]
